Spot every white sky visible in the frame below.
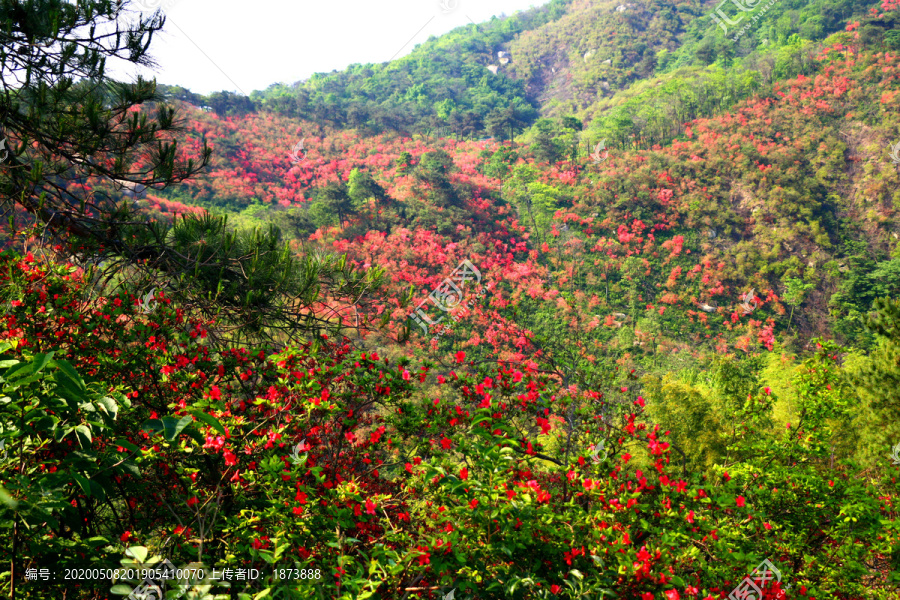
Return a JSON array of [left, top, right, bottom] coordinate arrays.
[[110, 0, 551, 96]]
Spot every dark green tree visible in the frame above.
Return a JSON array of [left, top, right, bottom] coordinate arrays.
[[414, 150, 459, 208], [348, 168, 391, 229], [0, 0, 208, 246], [397, 151, 414, 172], [481, 145, 519, 197], [484, 101, 532, 141], [857, 297, 900, 413], [0, 0, 384, 347], [315, 179, 354, 227], [530, 118, 564, 164], [203, 90, 256, 117]]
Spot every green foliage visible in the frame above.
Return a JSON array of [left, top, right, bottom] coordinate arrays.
[[587, 66, 763, 150], [0, 0, 212, 263], [249, 2, 568, 136], [5, 0, 900, 596], [782, 276, 815, 331], [414, 150, 460, 207], [642, 373, 728, 472], [855, 297, 900, 414], [0, 340, 134, 597], [202, 90, 256, 117], [830, 254, 900, 346]]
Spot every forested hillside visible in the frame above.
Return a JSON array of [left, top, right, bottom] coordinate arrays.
[[1, 0, 900, 599]]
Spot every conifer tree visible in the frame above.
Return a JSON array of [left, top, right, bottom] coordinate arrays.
[[0, 0, 383, 347]]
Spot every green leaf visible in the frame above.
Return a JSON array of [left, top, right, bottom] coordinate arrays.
[[142, 419, 164, 437], [4, 361, 33, 381], [89, 479, 107, 502], [116, 439, 143, 454], [0, 485, 19, 509], [182, 427, 205, 446], [126, 546, 149, 563], [70, 450, 97, 462], [32, 352, 54, 375], [87, 536, 110, 547], [72, 473, 91, 497], [190, 410, 226, 435], [51, 359, 86, 390], [170, 415, 194, 441], [110, 584, 135, 595], [10, 371, 48, 388], [56, 378, 86, 406], [75, 424, 92, 444], [95, 396, 119, 419]]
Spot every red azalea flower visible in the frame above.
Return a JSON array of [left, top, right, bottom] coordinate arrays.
[[251, 537, 269, 550], [736, 496, 746, 508]]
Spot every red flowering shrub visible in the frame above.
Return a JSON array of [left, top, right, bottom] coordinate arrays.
[[0, 249, 898, 599]]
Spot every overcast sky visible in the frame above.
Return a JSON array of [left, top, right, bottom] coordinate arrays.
[[109, 0, 551, 96]]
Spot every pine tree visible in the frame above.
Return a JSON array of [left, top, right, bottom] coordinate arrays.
[[0, 0, 210, 251], [0, 0, 383, 347]]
